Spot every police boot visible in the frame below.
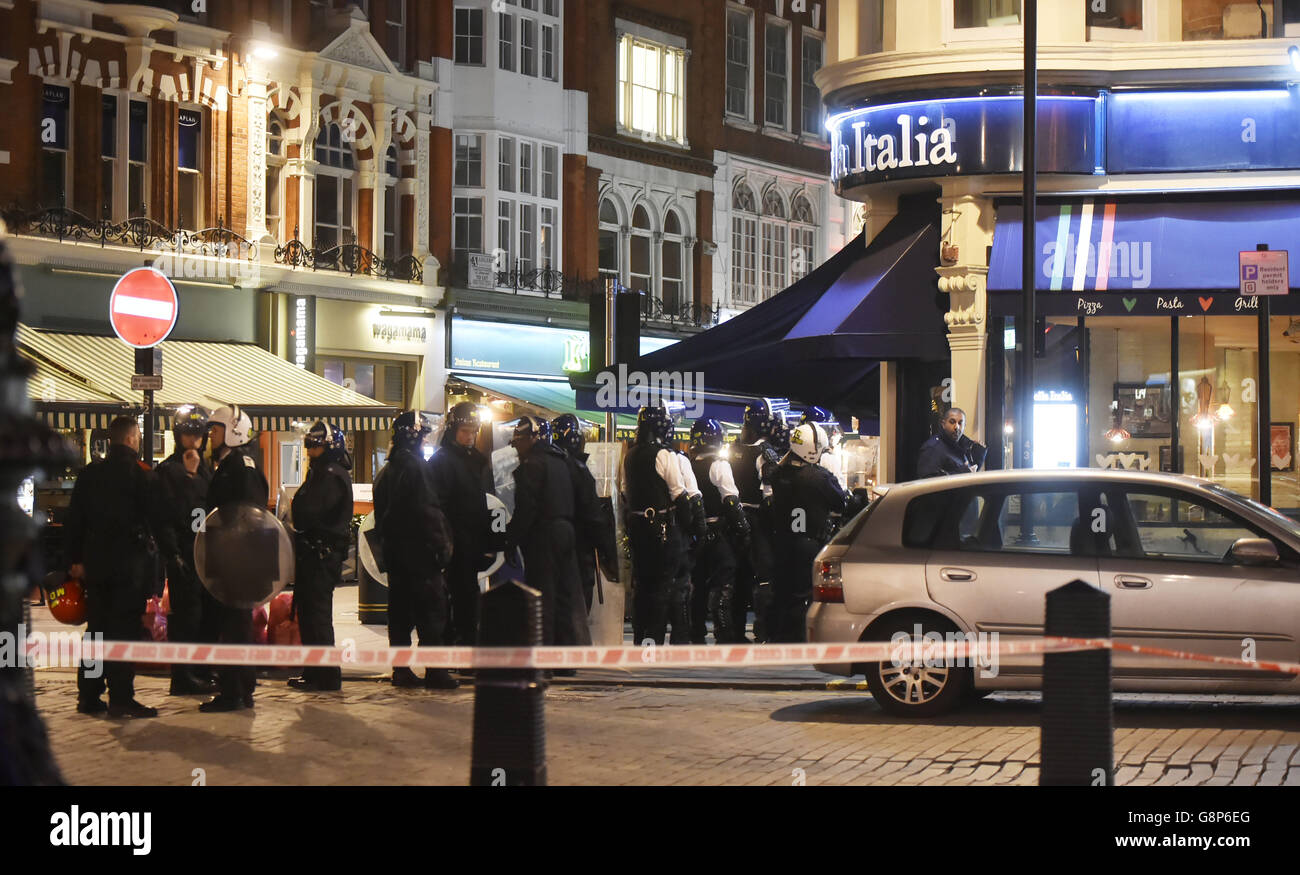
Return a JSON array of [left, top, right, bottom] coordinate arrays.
[[424, 669, 460, 690], [391, 667, 422, 688], [171, 671, 218, 696], [752, 581, 774, 643], [709, 585, 736, 644]]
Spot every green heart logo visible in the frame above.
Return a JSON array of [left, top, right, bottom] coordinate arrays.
[[1122, 297, 1137, 312]]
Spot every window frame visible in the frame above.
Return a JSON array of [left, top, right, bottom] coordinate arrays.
[[176, 105, 205, 228], [453, 195, 484, 262], [725, 5, 754, 122], [386, 0, 407, 69], [382, 143, 402, 259], [314, 122, 358, 253], [499, 11, 515, 73], [731, 182, 759, 306], [454, 133, 484, 188], [799, 32, 825, 137], [100, 93, 117, 219], [943, 0, 1024, 43], [520, 16, 538, 77], [616, 31, 688, 147], [127, 98, 149, 216], [265, 113, 287, 241], [454, 7, 486, 66], [763, 17, 791, 132], [541, 22, 557, 81]]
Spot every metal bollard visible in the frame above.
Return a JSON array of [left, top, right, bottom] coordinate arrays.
[[469, 579, 547, 786], [1040, 579, 1113, 786]]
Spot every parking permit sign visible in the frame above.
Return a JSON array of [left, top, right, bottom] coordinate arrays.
[[1239, 250, 1289, 296]]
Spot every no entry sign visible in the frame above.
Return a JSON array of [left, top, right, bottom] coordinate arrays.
[[109, 267, 178, 348]]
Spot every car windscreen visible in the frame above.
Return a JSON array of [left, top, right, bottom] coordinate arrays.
[[1207, 484, 1300, 540]]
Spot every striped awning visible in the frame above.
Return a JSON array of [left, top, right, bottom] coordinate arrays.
[[23, 349, 131, 430], [17, 325, 395, 432]]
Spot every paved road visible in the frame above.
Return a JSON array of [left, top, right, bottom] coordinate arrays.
[[34, 672, 1300, 786]]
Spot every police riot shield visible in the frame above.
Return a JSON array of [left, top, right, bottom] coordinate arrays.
[[356, 510, 386, 586], [490, 441, 520, 516], [477, 493, 509, 585], [274, 484, 299, 531], [194, 505, 295, 609], [583, 440, 626, 646]]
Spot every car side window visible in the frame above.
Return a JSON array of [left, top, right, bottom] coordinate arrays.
[[1122, 490, 1265, 562], [947, 488, 1084, 556], [902, 491, 953, 549]]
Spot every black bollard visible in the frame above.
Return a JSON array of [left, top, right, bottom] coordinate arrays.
[[1040, 579, 1113, 786], [469, 579, 546, 786]]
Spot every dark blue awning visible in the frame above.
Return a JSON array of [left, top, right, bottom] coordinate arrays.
[[988, 195, 1300, 293]]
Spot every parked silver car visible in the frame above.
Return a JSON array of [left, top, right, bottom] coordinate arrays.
[[808, 469, 1300, 716]]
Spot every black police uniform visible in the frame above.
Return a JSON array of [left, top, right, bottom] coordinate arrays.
[[155, 446, 217, 689], [374, 444, 455, 681], [429, 435, 495, 646], [916, 432, 978, 478], [561, 449, 618, 611], [670, 450, 706, 644], [65, 444, 172, 709], [769, 459, 847, 643], [729, 440, 779, 641], [623, 440, 688, 645], [290, 448, 353, 690], [507, 440, 587, 647], [207, 445, 270, 705], [689, 450, 749, 644]]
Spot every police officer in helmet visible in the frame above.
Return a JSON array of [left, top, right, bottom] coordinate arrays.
[[551, 413, 619, 615], [373, 411, 458, 690], [769, 423, 847, 643], [667, 410, 707, 644], [287, 422, 353, 692], [200, 405, 270, 712], [154, 404, 217, 696], [621, 403, 691, 645], [506, 416, 587, 648], [688, 418, 750, 644], [729, 401, 781, 642], [428, 401, 496, 649]]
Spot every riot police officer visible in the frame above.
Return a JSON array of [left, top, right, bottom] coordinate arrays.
[[729, 401, 781, 642], [552, 414, 619, 612], [154, 404, 217, 696], [621, 403, 691, 645], [670, 423, 707, 645], [506, 416, 587, 648], [66, 415, 172, 718], [688, 418, 750, 644], [200, 405, 270, 712], [288, 422, 353, 692], [429, 402, 495, 648], [801, 406, 848, 534], [769, 423, 847, 643], [373, 411, 458, 690]]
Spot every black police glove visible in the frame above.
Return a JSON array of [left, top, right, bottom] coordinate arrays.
[[688, 494, 707, 539]]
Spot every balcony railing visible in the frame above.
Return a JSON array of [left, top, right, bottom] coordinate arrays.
[[274, 226, 424, 283], [638, 293, 720, 330], [0, 205, 258, 261], [450, 256, 602, 302]]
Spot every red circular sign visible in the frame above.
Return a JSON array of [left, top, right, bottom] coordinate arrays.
[[109, 267, 179, 348]]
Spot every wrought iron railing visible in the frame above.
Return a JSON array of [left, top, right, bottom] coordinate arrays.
[[638, 293, 721, 329], [0, 205, 258, 261], [450, 256, 601, 302], [273, 226, 424, 283]]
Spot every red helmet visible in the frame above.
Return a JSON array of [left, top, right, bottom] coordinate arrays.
[[48, 577, 86, 626]]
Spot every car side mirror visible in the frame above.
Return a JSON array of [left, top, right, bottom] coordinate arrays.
[[1228, 537, 1279, 566]]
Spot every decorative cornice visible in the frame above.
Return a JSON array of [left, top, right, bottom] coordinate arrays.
[[588, 133, 716, 178], [612, 4, 692, 41]]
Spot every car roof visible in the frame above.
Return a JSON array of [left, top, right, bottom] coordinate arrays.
[[877, 468, 1217, 500]]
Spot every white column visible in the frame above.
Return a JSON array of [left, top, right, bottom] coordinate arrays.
[[245, 76, 271, 243]]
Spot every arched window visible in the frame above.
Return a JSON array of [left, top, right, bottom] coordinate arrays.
[[266, 112, 286, 240], [383, 143, 401, 258], [314, 122, 357, 251], [760, 188, 787, 299], [629, 204, 653, 294], [662, 208, 684, 311], [790, 192, 816, 281], [731, 182, 758, 304], [598, 197, 620, 284]]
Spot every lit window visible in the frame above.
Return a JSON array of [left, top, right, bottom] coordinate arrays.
[[539, 205, 554, 270], [617, 33, 686, 144]]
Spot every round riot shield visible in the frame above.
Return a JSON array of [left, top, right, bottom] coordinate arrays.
[[357, 510, 387, 586], [478, 493, 510, 583], [275, 484, 298, 531], [194, 505, 295, 609]]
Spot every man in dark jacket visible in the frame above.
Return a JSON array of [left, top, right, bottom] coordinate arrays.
[[199, 405, 270, 713], [373, 411, 458, 690], [154, 404, 217, 696], [288, 422, 353, 692], [551, 413, 619, 613], [769, 423, 847, 643], [428, 401, 495, 648], [506, 416, 587, 648], [916, 407, 986, 478], [65, 415, 172, 718]]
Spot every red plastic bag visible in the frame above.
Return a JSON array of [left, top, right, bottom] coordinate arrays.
[[266, 592, 300, 645]]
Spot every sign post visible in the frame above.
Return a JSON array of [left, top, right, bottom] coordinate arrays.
[[1242, 247, 1288, 507], [109, 267, 178, 466]]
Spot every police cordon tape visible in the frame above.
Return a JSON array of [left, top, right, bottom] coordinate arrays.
[[21, 636, 1300, 675]]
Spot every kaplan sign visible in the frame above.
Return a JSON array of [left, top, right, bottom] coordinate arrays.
[[828, 95, 1101, 191]]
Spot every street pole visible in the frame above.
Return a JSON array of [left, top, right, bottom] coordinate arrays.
[[1018, 0, 1037, 469], [143, 388, 154, 466], [1257, 244, 1272, 507], [605, 277, 616, 443]]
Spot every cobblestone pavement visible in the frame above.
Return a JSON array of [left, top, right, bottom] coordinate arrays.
[[33, 672, 1300, 787]]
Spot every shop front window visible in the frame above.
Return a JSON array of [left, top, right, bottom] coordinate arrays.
[[1270, 314, 1300, 513], [1184, 0, 1286, 39], [1178, 316, 1260, 502], [954, 0, 1021, 29]]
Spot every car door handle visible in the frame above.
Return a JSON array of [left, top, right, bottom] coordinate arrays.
[[1115, 575, 1152, 590], [940, 568, 977, 582]]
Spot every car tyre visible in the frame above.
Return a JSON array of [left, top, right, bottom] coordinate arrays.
[[863, 614, 970, 717]]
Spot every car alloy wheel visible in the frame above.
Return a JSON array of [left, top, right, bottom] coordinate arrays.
[[863, 615, 970, 717]]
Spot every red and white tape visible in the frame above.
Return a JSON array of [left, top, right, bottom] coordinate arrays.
[[21, 636, 1300, 675]]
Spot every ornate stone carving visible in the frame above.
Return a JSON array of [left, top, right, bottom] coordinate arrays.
[[321, 29, 390, 73]]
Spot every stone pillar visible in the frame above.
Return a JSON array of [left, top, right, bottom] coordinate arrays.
[[936, 183, 996, 447], [414, 107, 432, 260], [245, 74, 271, 243]]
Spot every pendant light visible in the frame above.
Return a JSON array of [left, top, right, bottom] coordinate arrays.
[[1103, 327, 1130, 443], [1190, 317, 1216, 433]]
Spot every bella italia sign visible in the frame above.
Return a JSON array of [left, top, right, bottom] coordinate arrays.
[[828, 95, 1101, 191]]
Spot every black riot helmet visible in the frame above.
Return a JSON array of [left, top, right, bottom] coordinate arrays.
[[512, 415, 551, 449], [690, 418, 724, 450], [742, 400, 774, 441], [769, 416, 792, 456], [392, 410, 431, 449], [551, 413, 585, 455], [637, 403, 671, 445], [443, 401, 485, 448], [172, 404, 209, 450], [305, 420, 347, 454]]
